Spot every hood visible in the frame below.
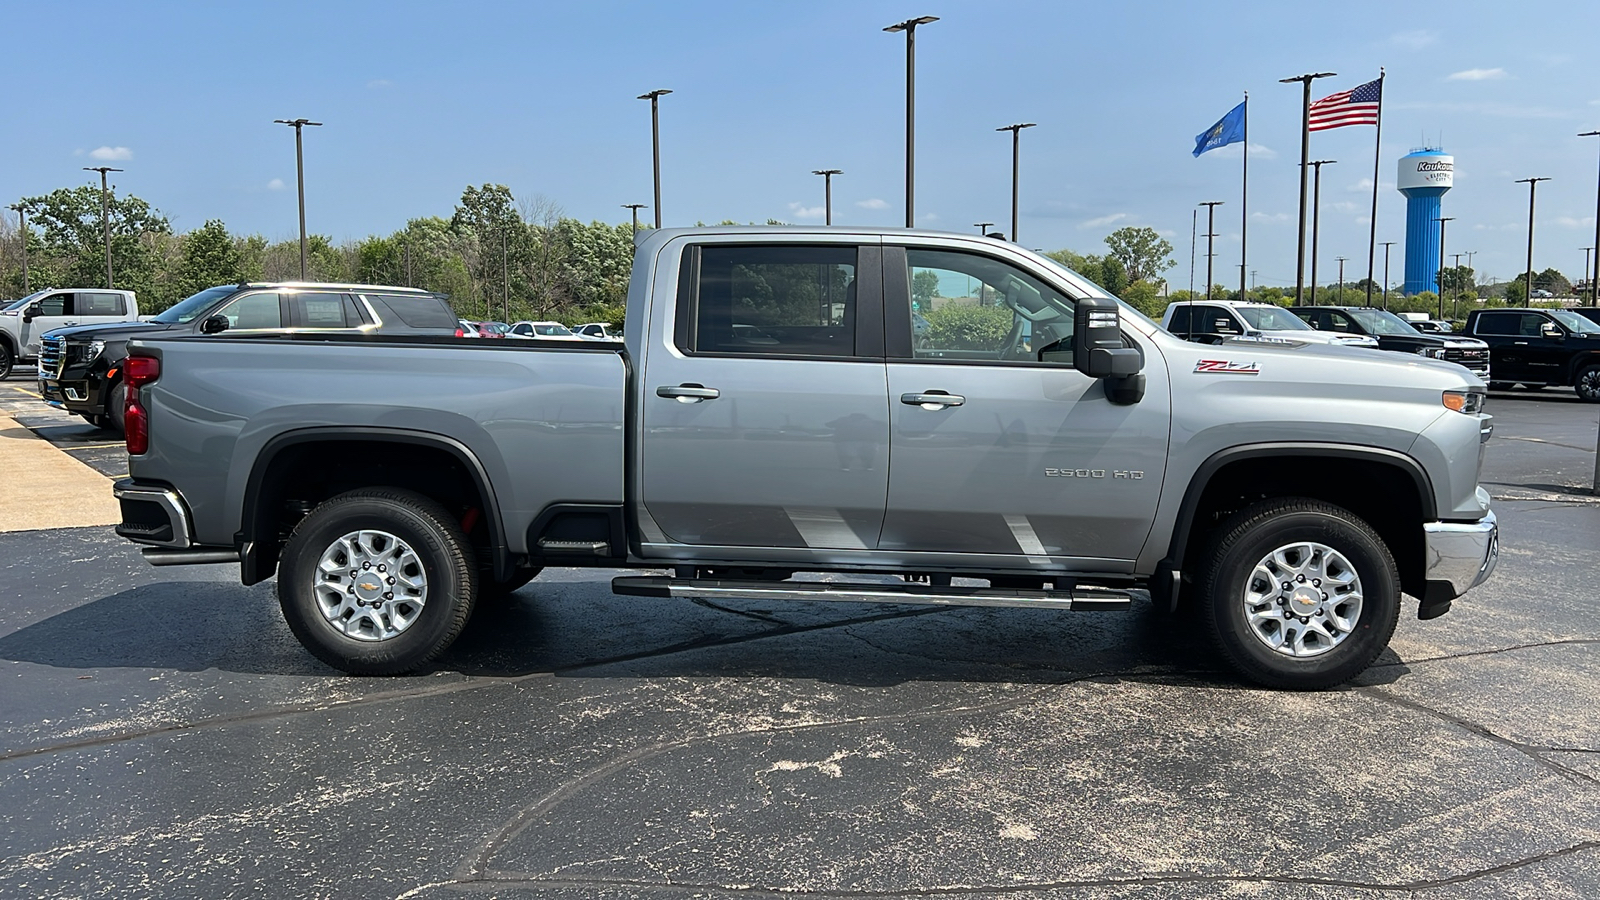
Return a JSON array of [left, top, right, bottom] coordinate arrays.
[[1259, 329, 1379, 348], [1174, 332, 1486, 389], [44, 320, 178, 342]]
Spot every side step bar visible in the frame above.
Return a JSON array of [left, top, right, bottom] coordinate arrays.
[[611, 576, 1137, 612]]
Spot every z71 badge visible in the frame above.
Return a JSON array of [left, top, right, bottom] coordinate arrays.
[[1195, 359, 1260, 376]]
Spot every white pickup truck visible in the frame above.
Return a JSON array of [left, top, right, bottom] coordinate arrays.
[[0, 289, 139, 379]]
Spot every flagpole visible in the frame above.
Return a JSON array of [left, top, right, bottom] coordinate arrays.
[[1241, 91, 1249, 299], [1365, 69, 1385, 308]]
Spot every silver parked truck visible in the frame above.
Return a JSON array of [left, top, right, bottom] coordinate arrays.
[[112, 228, 1498, 689]]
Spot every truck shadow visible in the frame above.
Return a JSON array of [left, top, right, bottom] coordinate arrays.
[[0, 579, 1405, 689]]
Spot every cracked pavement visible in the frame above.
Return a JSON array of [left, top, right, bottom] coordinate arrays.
[[1, 384, 1598, 898]]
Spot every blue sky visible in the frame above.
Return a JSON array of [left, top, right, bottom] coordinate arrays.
[[8, 0, 1600, 289]]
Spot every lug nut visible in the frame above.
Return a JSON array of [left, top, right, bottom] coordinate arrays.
[[1297, 575, 1306, 583], [1321, 592, 1329, 601], [1312, 578, 1321, 587], [378, 565, 386, 573], [1282, 581, 1292, 591], [383, 592, 393, 600], [386, 576, 395, 585]]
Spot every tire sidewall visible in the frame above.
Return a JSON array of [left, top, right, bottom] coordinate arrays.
[[1205, 506, 1399, 689], [279, 492, 474, 674], [1576, 366, 1600, 402], [0, 342, 12, 379]]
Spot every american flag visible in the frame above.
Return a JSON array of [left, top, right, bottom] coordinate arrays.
[[1308, 77, 1382, 131]]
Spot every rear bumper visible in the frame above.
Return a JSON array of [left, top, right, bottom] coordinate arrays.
[[113, 479, 195, 548], [1420, 508, 1498, 617]]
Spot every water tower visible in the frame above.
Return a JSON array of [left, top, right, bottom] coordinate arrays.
[[1397, 148, 1454, 295]]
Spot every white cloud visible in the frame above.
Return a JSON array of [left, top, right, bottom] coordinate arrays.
[[1555, 216, 1596, 228], [1079, 212, 1128, 229], [89, 146, 132, 160], [367, 79, 392, 89], [856, 198, 889, 210], [1389, 29, 1437, 50], [1250, 212, 1292, 223], [919, 212, 938, 222], [267, 178, 287, 191], [787, 202, 825, 220], [1331, 201, 1360, 213], [1205, 142, 1277, 160], [1447, 67, 1507, 81]]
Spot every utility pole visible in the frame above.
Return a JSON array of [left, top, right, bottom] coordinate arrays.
[[885, 16, 938, 228], [1280, 71, 1337, 303], [1582, 131, 1600, 302], [1515, 177, 1551, 303], [1436, 216, 1455, 320], [622, 203, 647, 239], [1586, 247, 1594, 299], [637, 90, 672, 229], [273, 118, 322, 280], [811, 170, 842, 226], [1308, 159, 1335, 305], [82, 166, 123, 288], [973, 222, 993, 236], [1200, 201, 1223, 301], [1336, 256, 1347, 305], [403, 239, 412, 287], [501, 226, 510, 323], [1188, 208, 1197, 297], [7, 204, 28, 294], [996, 123, 1035, 242], [1380, 241, 1396, 310]]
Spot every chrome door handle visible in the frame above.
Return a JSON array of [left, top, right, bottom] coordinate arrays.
[[901, 391, 965, 409], [657, 384, 721, 402], [1513, 341, 1528, 345]]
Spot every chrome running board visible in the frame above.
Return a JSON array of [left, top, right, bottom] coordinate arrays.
[[611, 577, 1137, 611]]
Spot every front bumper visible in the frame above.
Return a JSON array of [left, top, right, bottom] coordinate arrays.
[[38, 375, 112, 415], [1420, 508, 1498, 618]]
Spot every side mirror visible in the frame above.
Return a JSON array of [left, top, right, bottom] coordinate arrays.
[[200, 314, 230, 335], [21, 300, 41, 323], [1541, 322, 1563, 339], [1072, 296, 1142, 378]]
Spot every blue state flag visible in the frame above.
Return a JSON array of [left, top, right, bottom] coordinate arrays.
[[1193, 100, 1246, 157]]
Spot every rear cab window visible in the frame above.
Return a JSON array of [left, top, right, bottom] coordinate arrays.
[[75, 292, 126, 316], [677, 244, 873, 358], [364, 294, 458, 331]]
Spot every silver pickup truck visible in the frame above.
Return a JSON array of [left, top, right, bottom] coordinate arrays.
[[111, 227, 1498, 689]]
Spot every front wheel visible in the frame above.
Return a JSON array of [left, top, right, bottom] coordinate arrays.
[[1575, 366, 1600, 402], [1197, 498, 1400, 690], [0, 342, 12, 379], [278, 488, 477, 674]]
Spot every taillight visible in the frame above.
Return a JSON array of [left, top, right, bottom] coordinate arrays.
[[124, 356, 160, 455], [455, 326, 465, 337]]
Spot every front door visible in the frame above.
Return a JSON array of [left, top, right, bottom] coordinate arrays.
[[1471, 311, 1534, 382], [638, 240, 890, 551], [21, 292, 75, 360], [881, 244, 1170, 565]]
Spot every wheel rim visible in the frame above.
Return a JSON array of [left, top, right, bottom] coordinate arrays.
[[1242, 541, 1363, 658], [1580, 370, 1600, 400], [312, 529, 428, 642]]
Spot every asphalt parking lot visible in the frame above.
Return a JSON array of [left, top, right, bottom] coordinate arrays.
[[2, 374, 1598, 898]]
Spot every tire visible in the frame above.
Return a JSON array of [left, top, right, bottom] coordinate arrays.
[[0, 342, 12, 379], [1487, 382, 1511, 391], [108, 382, 126, 434], [277, 488, 477, 675], [479, 567, 542, 601], [1197, 497, 1400, 690], [1575, 366, 1600, 403]]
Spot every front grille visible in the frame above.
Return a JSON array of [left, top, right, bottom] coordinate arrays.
[[38, 336, 66, 378], [1443, 347, 1491, 374]]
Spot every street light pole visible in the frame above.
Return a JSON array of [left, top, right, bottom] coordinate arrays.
[[622, 203, 646, 239], [1336, 256, 1347, 305], [885, 16, 938, 229], [273, 118, 322, 280], [1582, 131, 1600, 302], [811, 170, 842, 226], [1200, 201, 1223, 302], [1380, 242, 1396, 310], [1308, 159, 1335, 305], [82, 166, 122, 288], [1436, 216, 1455, 320], [1585, 247, 1594, 299], [7, 204, 28, 294], [974, 222, 993, 236], [996, 123, 1035, 242], [1280, 71, 1337, 303], [637, 90, 672, 229], [1515, 177, 1551, 303]]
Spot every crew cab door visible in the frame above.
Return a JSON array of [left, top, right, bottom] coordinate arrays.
[[880, 243, 1170, 564], [21, 292, 74, 358], [637, 239, 890, 550], [1470, 311, 1536, 382]]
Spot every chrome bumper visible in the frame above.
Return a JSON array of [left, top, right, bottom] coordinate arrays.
[[1423, 508, 1498, 600], [113, 480, 195, 549]]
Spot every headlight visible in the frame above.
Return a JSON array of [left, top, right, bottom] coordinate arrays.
[[82, 340, 106, 364], [1442, 390, 1485, 414], [1415, 347, 1446, 359]]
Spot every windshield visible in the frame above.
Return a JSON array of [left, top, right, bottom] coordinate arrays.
[[1550, 310, 1594, 333], [534, 324, 572, 336], [151, 285, 238, 324], [4, 291, 49, 311], [1347, 308, 1427, 336], [1236, 306, 1313, 331], [1035, 256, 1161, 330]]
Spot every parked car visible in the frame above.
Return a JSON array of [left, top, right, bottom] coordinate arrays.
[[475, 321, 512, 338], [573, 322, 622, 340], [1463, 307, 1600, 399], [39, 283, 459, 430], [457, 319, 482, 337], [508, 320, 588, 340], [112, 226, 1496, 690], [0, 288, 139, 379], [1161, 300, 1378, 348], [1288, 306, 1490, 380], [1413, 320, 1455, 334]]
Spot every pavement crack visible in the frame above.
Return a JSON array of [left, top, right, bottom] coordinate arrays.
[[690, 596, 791, 624], [1368, 637, 1600, 669]]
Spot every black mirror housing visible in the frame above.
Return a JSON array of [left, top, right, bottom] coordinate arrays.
[[1073, 296, 1142, 379], [200, 315, 230, 335]]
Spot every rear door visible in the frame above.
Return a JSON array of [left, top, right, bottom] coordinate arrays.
[[287, 290, 359, 330], [73, 291, 129, 325], [638, 239, 890, 550], [1470, 312, 1531, 382], [880, 242, 1170, 564]]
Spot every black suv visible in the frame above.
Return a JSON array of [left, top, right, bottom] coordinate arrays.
[[39, 282, 461, 430], [1463, 307, 1600, 400], [1288, 305, 1491, 379]]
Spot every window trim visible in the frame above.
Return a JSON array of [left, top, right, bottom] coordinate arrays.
[[205, 290, 289, 333]]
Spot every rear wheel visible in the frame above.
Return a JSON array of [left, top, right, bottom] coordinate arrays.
[[0, 342, 12, 379], [1198, 497, 1400, 690], [1575, 366, 1600, 403], [278, 488, 477, 674], [108, 381, 126, 434]]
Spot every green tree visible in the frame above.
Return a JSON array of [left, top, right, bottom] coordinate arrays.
[[452, 184, 526, 318], [911, 269, 940, 307], [18, 185, 170, 295], [1534, 267, 1571, 296], [1117, 279, 1163, 319], [169, 219, 243, 308], [1505, 277, 1527, 305], [1104, 226, 1175, 283]]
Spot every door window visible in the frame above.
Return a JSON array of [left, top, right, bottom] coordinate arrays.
[[36, 293, 68, 316], [1473, 313, 1520, 336], [295, 292, 349, 328], [905, 248, 1074, 361], [1326, 312, 1355, 333], [685, 245, 858, 357], [75, 292, 125, 316], [216, 292, 282, 330]]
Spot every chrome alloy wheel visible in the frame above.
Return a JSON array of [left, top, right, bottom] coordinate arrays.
[[1242, 541, 1363, 658], [313, 529, 428, 641]]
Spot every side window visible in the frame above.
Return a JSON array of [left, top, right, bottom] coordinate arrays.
[[1205, 308, 1243, 335], [1474, 313, 1518, 336], [37, 293, 69, 316], [1166, 305, 1191, 333], [1521, 314, 1552, 337], [906, 248, 1074, 362], [1326, 312, 1353, 333], [296, 292, 349, 328], [510, 323, 533, 336], [75, 292, 126, 316], [368, 294, 458, 329], [216, 292, 282, 330], [688, 245, 857, 357], [1295, 310, 1322, 329]]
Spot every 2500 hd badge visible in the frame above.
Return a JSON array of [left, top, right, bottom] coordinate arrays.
[[1045, 468, 1144, 479]]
